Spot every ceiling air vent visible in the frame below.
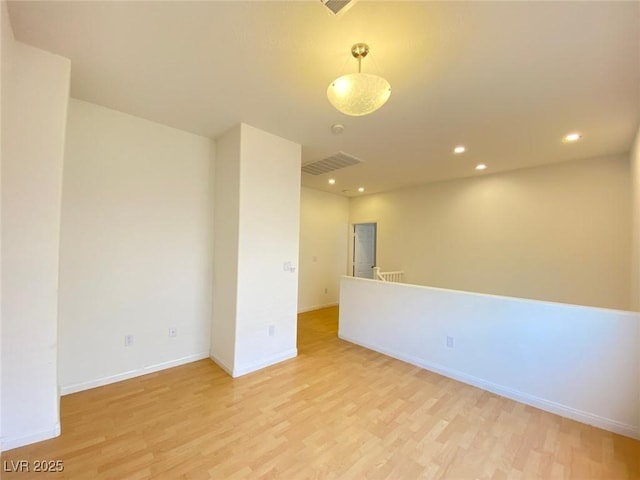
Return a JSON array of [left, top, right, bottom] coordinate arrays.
[[301, 151, 363, 175], [320, 0, 354, 15]]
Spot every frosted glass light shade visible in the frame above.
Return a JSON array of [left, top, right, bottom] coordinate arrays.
[[327, 73, 391, 116]]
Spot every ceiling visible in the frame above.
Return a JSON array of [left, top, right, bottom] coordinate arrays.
[[6, 1, 640, 196]]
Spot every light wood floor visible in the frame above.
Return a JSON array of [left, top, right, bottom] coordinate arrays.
[[2, 306, 639, 479]]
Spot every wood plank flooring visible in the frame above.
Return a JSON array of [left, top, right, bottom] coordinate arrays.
[[2, 306, 639, 479]]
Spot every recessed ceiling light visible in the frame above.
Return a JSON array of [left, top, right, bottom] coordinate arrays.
[[563, 132, 582, 143], [358, 187, 365, 192], [328, 178, 336, 185], [475, 164, 487, 171], [454, 145, 466, 154]]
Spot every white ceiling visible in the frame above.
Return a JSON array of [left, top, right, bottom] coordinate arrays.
[[7, 1, 640, 196]]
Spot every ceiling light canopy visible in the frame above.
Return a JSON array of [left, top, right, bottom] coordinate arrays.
[[327, 43, 391, 116]]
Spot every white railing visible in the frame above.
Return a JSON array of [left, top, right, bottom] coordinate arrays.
[[372, 267, 404, 283]]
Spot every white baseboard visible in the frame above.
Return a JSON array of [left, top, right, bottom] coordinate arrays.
[[298, 302, 338, 314], [1, 423, 61, 453], [339, 334, 640, 440], [60, 352, 210, 395], [233, 349, 298, 377], [209, 352, 234, 376], [211, 349, 298, 378]]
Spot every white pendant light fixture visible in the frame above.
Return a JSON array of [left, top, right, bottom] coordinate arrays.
[[327, 43, 391, 116]]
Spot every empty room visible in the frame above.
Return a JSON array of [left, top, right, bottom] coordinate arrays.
[[1, 0, 639, 478]]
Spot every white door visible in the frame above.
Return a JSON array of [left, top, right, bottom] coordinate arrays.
[[353, 223, 376, 278]]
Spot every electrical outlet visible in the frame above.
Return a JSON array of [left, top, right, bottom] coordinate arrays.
[[446, 336, 454, 348], [324, 287, 328, 294], [169, 327, 177, 338], [125, 335, 134, 347], [268, 325, 275, 337]]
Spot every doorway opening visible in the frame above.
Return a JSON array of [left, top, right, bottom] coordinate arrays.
[[353, 223, 377, 279]]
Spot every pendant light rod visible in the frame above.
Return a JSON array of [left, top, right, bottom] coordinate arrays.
[[351, 43, 370, 74], [351, 43, 370, 58]]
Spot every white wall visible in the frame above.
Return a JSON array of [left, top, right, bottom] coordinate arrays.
[[339, 276, 640, 439], [632, 129, 640, 434], [1, 1, 70, 450], [0, 0, 8, 449], [298, 187, 349, 312], [211, 124, 301, 377], [631, 127, 640, 312], [235, 124, 301, 376], [58, 99, 214, 394], [211, 125, 241, 373], [350, 155, 631, 310]]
